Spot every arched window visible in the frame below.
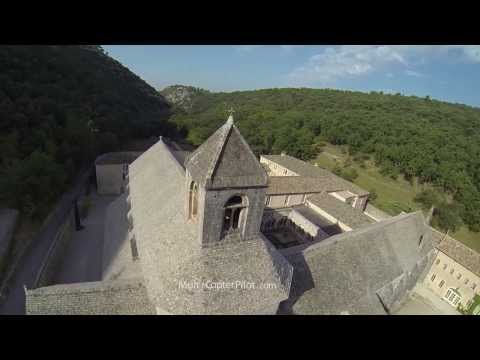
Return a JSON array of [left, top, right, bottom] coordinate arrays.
[[222, 195, 247, 237], [188, 181, 198, 220]]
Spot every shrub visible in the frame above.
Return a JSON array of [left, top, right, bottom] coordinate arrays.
[[332, 165, 343, 176], [342, 168, 359, 182]]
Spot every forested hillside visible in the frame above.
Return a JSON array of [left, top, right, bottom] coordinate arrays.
[[0, 46, 176, 219], [163, 85, 480, 234]]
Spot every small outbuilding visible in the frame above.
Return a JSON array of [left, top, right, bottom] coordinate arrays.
[[95, 152, 141, 195]]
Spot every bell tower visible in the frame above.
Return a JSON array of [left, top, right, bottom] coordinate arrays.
[[184, 115, 268, 247]]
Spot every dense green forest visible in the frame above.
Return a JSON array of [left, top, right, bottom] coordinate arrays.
[[163, 85, 480, 233], [0, 46, 176, 219]]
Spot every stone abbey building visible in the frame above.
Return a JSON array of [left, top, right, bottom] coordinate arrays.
[[26, 116, 438, 315]]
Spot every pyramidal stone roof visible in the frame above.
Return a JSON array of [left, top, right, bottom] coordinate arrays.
[[127, 137, 292, 314], [185, 116, 268, 189]]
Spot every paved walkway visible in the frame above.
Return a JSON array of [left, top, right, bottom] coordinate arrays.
[[0, 169, 91, 315], [53, 193, 116, 284]]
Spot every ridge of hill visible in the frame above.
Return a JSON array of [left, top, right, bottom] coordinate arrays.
[[164, 85, 480, 235], [0, 45, 177, 219]]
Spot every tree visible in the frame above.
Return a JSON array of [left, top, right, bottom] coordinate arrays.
[[162, 79, 480, 231], [434, 203, 463, 233], [0, 45, 176, 223], [0, 151, 67, 219], [414, 189, 443, 210]]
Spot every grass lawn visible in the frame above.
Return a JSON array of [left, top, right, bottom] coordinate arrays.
[[310, 143, 480, 252]]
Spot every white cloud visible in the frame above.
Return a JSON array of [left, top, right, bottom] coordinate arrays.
[[287, 45, 407, 85], [286, 45, 480, 86], [404, 69, 425, 77]]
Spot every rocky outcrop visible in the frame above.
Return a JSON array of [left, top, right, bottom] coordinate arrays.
[[161, 85, 209, 112]]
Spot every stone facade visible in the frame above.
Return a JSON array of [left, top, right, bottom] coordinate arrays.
[[197, 184, 267, 246], [260, 154, 369, 211], [266, 194, 306, 209], [424, 250, 480, 310]]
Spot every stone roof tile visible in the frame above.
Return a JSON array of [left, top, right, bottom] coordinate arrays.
[[262, 154, 369, 196], [279, 212, 434, 315], [307, 192, 375, 229], [434, 229, 480, 277], [266, 176, 326, 195], [185, 118, 268, 189]]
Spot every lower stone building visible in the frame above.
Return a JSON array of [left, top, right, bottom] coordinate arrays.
[[95, 152, 141, 195], [26, 116, 436, 315], [260, 154, 370, 211], [423, 228, 480, 311]]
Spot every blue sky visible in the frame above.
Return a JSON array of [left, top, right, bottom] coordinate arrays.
[[103, 45, 480, 107]]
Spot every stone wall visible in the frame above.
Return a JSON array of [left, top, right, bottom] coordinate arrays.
[[102, 194, 140, 281], [26, 278, 155, 315], [34, 210, 74, 288], [197, 182, 267, 246], [266, 194, 309, 209], [268, 194, 288, 208], [288, 194, 305, 206], [377, 249, 436, 313], [423, 250, 480, 309]]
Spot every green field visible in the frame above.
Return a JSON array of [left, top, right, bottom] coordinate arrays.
[[310, 143, 480, 252]]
